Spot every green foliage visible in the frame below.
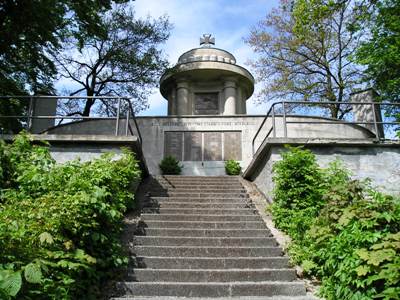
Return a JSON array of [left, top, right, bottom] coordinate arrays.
[[56, 5, 171, 116], [225, 160, 241, 175], [0, 133, 141, 299], [245, 0, 363, 118], [159, 156, 182, 175], [0, 0, 129, 96], [271, 146, 400, 299], [355, 0, 400, 126]]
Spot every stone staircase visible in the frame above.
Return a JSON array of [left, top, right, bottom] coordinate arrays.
[[113, 176, 315, 299]]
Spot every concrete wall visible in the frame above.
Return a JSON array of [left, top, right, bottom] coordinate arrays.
[[45, 116, 376, 176], [244, 139, 400, 197]]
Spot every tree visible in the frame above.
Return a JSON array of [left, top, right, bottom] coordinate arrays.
[[0, 0, 128, 95], [245, 0, 365, 118], [0, 0, 128, 132], [355, 0, 400, 128], [55, 6, 171, 116]]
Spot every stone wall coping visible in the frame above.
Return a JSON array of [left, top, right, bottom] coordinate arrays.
[[243, 137, 400, 180], [0, 134, 138, 144]]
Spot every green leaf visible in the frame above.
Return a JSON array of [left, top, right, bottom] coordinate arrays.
[[24, 263, 42, 284], [0, 270, 22, 297], [355, 265, 370, 276], [39, 232, 54, 244]]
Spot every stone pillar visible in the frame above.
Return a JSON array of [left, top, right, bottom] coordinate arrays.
[[351, 89, 384, 138], [176, 80, 189, 115], [168, 88, 177, 115], [223, 78, 236, 115], [31, 96, 57, 133]]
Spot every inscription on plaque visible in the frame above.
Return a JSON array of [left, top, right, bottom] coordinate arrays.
[[184, 132, 202, 161], [224, 132, 242, 160], [204, 132, 222, 161], [194, 93, 219, 115], [164, 132, 183, 160], [164, 131, 242, 162]]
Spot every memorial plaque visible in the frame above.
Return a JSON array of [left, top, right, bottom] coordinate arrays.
[[204, 132, 222, 161], [224, 131, 242, 160], [184, 132, 202, 161], [194, 93, 219, 115], [164, 132, 183, 160]]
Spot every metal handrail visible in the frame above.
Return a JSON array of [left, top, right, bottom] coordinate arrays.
[[251, 100, 400, 156], [0, 96, 143, 143]]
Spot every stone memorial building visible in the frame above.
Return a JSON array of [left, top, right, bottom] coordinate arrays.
[[36, 34, 399, 194]]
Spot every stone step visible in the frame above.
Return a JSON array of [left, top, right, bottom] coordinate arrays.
[[141, 214, 262, 222], [149, 188, 246, 193], [112, 296, 316, 300], [149, 197, 250, 203], [138, 228, 271, 237], [144, 202, 254, 209], [112, 297, 316, 300], [155, 175, 240, 180], [149, 185, 245, 190], [115, 281, 307, 297], [129, 269, 297, 282], [132, 256, 289, 269], [134, 246, 283, 257], [136, 236, 278, 247], [152, 193, 248, 199], [141, 221, 267, 229], [142, 208, 257, 215]]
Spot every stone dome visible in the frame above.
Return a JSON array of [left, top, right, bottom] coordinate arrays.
[[177, 47, 237, 65], [160, 35, 255, 116]]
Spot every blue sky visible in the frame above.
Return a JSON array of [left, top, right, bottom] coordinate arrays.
[[133, 0, 280, 116]]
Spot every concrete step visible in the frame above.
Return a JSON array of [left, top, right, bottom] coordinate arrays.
[[157, 176, 240, 181], [141, 214, 262, 222], [140, 221, 267, 229], [154, 192, 248, 198], [136, 236, 278, 247], [149, 183, 245, 192], [112, 297, 317, 300], [132, 256, 289, 269], [134, 246, 283, 257], [138, 228, 271, 237], [115, 281, 307, 297], [142, 208, 257, 215], [129, 269, 297, 282], [149, 188, 246, 193], [144, 202, 254, 209], [112, 296, 317, 300], [149, 197, 250, 203]]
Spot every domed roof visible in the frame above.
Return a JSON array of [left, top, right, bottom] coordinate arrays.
[[178, 47, 237, 65]]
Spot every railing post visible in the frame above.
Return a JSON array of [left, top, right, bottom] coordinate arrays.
[[27, 96, 34, 131], [115, 97, 121, 136], [371, 102, 380, 140], [272, 105, 276, 138], [282, 101, 287, 138], [125, 107, 130, 136]]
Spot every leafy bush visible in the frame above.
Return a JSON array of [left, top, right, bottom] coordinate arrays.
[[159, 155, 182, 175], [225, 160, 241, 175], [271, 146, 400, 300], [0, 133, 141, 299]]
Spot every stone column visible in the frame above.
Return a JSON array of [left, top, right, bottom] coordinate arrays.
[[176, 80, 189, 115], [351, 89, 384, 138], [31, 96, 57, 133], [168, 88, 177, 115], [223, 78, 237, 115]]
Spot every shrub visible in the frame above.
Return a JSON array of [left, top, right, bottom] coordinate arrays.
[[225, 160, 241, 175], [271, 146, 329, 240], [159, 155, 182, 175], [0, 133, 141, 299], [271, 146, 400, 300]]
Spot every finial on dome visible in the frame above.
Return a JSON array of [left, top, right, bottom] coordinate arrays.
[[200, 34, 215, 48]]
